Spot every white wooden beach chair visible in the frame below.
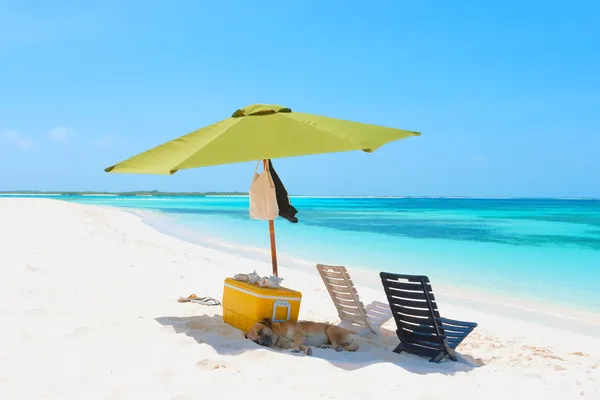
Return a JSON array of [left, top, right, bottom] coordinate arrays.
[[316, 264, 393, 335]]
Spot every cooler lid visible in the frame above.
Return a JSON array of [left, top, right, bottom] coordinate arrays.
[[224, 277, 302, 298]]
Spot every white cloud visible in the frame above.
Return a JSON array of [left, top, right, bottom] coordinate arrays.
[[1, 130, 34, 148], [47, 126, 73, 141]]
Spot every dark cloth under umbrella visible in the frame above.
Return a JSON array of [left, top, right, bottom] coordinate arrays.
[[268, 159, 298, 223]]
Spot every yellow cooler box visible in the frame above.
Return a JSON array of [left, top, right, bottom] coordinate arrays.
[[222, 278, 302, 332]]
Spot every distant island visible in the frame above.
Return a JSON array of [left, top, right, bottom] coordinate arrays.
[[0, 191, 596, 200], [0, 190, 248, 197]]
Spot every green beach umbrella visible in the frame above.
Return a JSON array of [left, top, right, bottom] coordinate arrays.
[[104, 104, 421, 274]]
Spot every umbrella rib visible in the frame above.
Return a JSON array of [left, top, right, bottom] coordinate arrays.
[[280, 113, 371, 150], [168, 118, 243, 173]]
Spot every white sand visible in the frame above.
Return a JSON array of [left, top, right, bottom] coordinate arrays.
[[1, 198, 599, 399]]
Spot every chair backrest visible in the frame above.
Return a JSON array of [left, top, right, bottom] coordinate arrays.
[[317, 264, 375, 332], [379, 272, 446, 346]]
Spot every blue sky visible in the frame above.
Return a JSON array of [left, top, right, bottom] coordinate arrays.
[[1, 0, 598, 197]]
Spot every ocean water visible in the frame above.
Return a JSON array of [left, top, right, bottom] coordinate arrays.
[[5, 194, 600, 313]]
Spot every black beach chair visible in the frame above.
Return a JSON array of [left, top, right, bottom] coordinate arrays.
[[379, 272, 478, 363]]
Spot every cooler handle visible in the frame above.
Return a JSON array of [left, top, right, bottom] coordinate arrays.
[[272, 300, 291, 322]]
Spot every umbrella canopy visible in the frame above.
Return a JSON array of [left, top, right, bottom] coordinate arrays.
[[104, 104, 420, 174], [104, 103, 421, 276]]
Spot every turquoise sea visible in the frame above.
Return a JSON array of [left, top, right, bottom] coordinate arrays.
[[5, 195, 600, 314]]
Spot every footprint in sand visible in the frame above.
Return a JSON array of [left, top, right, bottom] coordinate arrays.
[[543, 354, 565, 361], [186, 320, 224, 332], [25, 308, 46, 316], [196, 359, 228, 371], [522, 345, 565, 360], [170, 395, 196, 400], [571, 352, 590, 357], [67, 326, 94, 337]]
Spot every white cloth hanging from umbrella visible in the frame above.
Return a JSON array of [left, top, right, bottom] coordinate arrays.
[[249, 160, 279, 220]]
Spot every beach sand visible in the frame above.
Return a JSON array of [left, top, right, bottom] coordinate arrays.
[[1, 198, 599, 399]]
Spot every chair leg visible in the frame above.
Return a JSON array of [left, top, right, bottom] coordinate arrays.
[[446, 347, 458, 362], [392, 343, 403, 355], [429, 351, 446, 363]]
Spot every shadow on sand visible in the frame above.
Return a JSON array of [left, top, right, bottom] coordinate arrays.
[[156, 314, 483, 375]]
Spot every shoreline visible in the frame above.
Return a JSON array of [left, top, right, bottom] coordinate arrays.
[[120, 205, 600, 334], [12, 192, 597, 328]]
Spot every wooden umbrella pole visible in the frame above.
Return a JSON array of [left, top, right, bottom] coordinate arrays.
[[264, 159, 279, 276], [268, 219, 278, 276]]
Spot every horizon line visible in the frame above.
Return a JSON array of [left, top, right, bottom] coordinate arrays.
[[0, 191, 598, 200]]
